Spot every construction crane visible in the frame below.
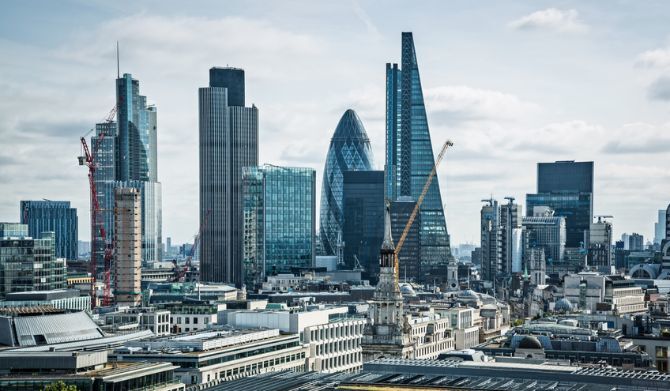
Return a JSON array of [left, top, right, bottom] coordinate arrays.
[[394, 140, 454, 284], [78, 105, 117, 307]]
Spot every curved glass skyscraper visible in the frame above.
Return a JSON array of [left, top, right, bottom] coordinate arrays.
[[320, 109, 374, 256]]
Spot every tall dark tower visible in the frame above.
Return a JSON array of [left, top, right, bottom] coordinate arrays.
[[200, 67, 259, 286], [385, 32, 453, 282]]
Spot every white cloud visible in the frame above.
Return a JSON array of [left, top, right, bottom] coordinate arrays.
[[425, 85, 539, 122], [636, 47, 670, 69], [508, 8, 589, 33]]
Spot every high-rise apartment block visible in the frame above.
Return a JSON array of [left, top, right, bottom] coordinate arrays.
[[526, 161, 593, 248], [20, 200, 78, 260], [200, 67, 258, 286], [242, 165, 315, 288], [0, 223, 66, 298], [113, 188, 142, 306], [91, 73, 162, 275], [320, 110, 374, 257], [385, 32, 453, 281], [342, 170, 384, 282]]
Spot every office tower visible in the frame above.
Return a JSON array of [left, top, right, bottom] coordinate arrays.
[[242, 165, 315, 288], [500, 198, 521, 276], [621, 233, 630, 250], [0, 223, 66, 298], [113, 188, 142, 306], [390, 198, 420, 281], [480, 199, 501, 283], [588, 217, 612, 269], [627, 233, 644, 251], [200, 67, 258, 285], [116, 73, 162, 265], [20, 200, 78, 260], [522, 209, 566, 272], [661, 204, 670, 274], [320, 109, 374, 258], [342, 170, 384, 282], [511, 228, 524, 273], [526, 161, 593, 248], [385, 32, 453, 280], [91, 122, 117, 275], [90, 74, 162, 272], [654, 209, 666, 245]]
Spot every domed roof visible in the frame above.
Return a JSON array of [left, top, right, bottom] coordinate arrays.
[[400, 283, 416, 296], [460, 289, 478, 297], [555, 298, 574, 312], [518, 336, 543, 350]]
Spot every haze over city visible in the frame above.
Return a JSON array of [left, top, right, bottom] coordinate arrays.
[[2, 0, 669, 246]]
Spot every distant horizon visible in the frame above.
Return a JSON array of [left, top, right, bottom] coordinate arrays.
[[1, 0, 669, 246]]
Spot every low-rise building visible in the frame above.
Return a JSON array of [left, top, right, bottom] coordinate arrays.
[[225, 305, 365, 373], [0, 350, 184, 391], [0, 307, 104, 347], [158, 301, 223, 333], [114, 328, 308, 386], [437, 307, 480, 350], [102, 306, 171, 336], [476, 320, 652, 369], [0, 289, 90, 312], [564, 273, 646, 315]]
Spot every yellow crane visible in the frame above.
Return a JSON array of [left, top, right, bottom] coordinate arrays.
[[394, 140, 454, 284]]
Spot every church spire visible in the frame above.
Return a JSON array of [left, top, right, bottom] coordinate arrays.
[[381, 199, 394, 252]]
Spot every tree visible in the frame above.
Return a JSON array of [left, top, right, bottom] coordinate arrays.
[[43, 381, 78, 391]]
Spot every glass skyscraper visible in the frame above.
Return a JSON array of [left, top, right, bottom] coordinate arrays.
[[526, 161, 594, 248], [200, 67, 258, 286], [0, 224, 66, 298], [385, 32, 453, 280], [320, 109, 374, 257], [90, 74, 162, 274], [242, 165, 315, 288], [480, 199, 501, 283], [342, 170, 384, 282], [20, 200, 78, 260]]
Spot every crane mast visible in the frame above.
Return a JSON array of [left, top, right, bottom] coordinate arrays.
[[393, 140, 454, 285], [79, 105, 116, 308]]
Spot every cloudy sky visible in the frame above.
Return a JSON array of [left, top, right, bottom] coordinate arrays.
[[1, 0, 669, 246]]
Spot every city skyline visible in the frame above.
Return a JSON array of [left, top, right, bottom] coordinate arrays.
[[2, 1, 670, 246]]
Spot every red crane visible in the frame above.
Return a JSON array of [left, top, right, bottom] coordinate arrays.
[[79, 105, 117, 307]]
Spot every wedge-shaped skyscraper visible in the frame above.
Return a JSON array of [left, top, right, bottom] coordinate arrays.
[[385, 32, 453, 281], [320, 109, 374, 256]]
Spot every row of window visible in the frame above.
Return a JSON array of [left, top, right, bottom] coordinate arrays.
[[309, 323, 364, 341], [320, 351, 361, 371]]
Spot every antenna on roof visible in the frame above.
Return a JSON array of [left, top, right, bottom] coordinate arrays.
[[116, 41, 120, 78]]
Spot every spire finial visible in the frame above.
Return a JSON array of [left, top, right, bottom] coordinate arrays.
[[381, 199, 395, 251], [116, 41, 120, 78]]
